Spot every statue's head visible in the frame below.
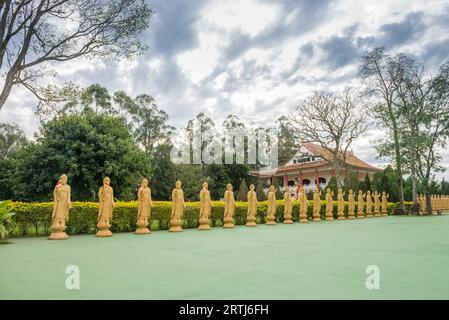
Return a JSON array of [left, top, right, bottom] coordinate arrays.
[[175, 180, 182, 189], [358, 190, 362, 195], [269, 185, 275, 192], [382, 191, 386, 196], [349, 189, 353, 194], [285, 186, 290, 192], [338, 188, 342, 194], [367, 190, 371, 195], [203, 181, 208, 189], [326, 188, 331, 194], [141, 178, 148, 187], [374, 191, 378, 195], [59, 174, 68, 185], [227, 183, 233, 191], [103, 176, 110, 186], [249, 184, 255, 191]]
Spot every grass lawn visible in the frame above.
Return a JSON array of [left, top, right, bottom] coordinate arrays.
[[1, 214, 449, 300]]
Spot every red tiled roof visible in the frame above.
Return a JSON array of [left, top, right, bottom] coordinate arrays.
[[302, 142, 382, 172], [250, 142, 382, 176]]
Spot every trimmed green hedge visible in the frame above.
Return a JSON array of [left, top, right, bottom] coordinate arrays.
[[9, 200, 398, 237]]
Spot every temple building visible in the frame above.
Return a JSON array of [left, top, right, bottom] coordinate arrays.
[[249, 142, 383, 193]]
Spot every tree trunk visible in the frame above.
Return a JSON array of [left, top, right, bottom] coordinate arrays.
[[392, 129, 405, 211], [425, 192, 432, 215], [0, 71, 14, 111], [334, 159, 343, 189], [411, 166, 419, 214]]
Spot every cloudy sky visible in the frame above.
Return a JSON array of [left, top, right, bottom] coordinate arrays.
[[1, 0, 449, 177]]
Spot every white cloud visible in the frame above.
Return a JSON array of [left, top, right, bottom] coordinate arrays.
[[202, 0, 281, 37]]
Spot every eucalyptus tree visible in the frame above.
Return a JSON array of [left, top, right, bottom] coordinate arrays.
[[360, 47, 407, 211], [363, 49, 449, 214], [0, 122, 27, 160], [399, 61, 449, 214]]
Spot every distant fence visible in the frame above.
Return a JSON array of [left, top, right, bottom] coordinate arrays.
[[419, 194, 449, 214]]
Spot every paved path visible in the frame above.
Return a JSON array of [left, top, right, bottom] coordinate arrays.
[[1, 215, 449, 299]]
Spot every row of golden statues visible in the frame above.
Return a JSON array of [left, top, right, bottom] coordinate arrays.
[[418, 194, 449, 213], [48, 174, 449, 240]]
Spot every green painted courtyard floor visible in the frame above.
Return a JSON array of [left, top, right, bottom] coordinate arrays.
[[2, 215, 449, 300]]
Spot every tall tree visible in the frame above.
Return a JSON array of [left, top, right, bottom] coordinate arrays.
[[81, 84, 114, 115], [368, 51, 449, 214], [222, 114, 250, 187], [116, 93, 174, 154], [359, 47, 406, 211], [0, 0, 153, 110], [291, 89, 367, 188], [406, 62, 449, 214], [186, 112, 216, 170], [150, 143, 176, 201], [3, 111, 151, 201], [0, 122, 27, 159], [36, 83, 119, 123], [237, 178, 249, 202], [275, 115, 300, 166]]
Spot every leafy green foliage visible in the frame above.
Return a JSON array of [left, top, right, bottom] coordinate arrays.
[[2, 112, 151, 201], [256, 180, 267, 201], [326, 176, 338, 195], [0, 201, 16, 242], [0, 123, 27, 160], [173, 164, 204, 201], [275, 116, 300, 166], [237, 178, 249, 201]]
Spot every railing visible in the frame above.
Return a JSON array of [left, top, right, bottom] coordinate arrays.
[[420, 194, 449, 214]]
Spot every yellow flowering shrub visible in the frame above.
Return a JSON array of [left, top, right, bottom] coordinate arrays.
[[10, 199, 399, 237]]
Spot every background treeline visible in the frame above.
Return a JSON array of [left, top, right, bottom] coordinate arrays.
[[0, 84, 299, 202], [1, 49, 449, 206], [1, 79, 448, 203]]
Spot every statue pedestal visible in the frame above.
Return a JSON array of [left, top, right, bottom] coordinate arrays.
[[374, 210, 381, 217], [198, 217, 211, 230], [266, 215, 277, 225], [223, 217, 235, 228], [135, 221, 150, 234], [48, 226, 68, 240], [312, 213, 321, 222], [169, 218, 183, 232], [246, 216, 257, 227], [96, 224, 112, 237], [283, 214, 293, 224], [356, 212, 364, 219], [381, 212, 388, 217], [347, 212, 355, 219], [299, 213, 308, 223], [366, 213, 373, 218], [325, 213, 334, 221], [337, 212, 345, 220]]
